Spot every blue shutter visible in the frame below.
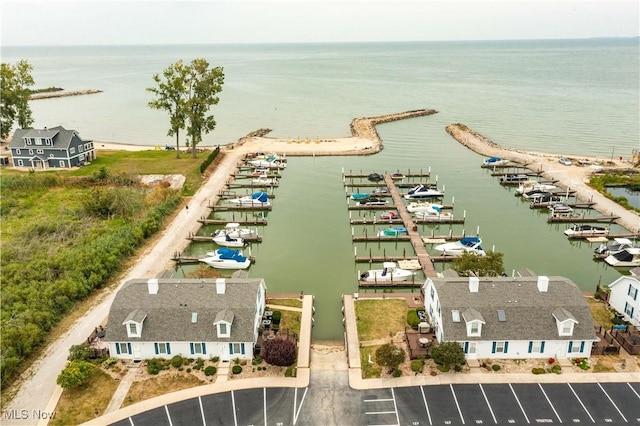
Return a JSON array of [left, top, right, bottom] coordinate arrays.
[[568, 341, 573, 352], [166, 343, 171, 355], [528, 342, 533, 353], [504, 342, 509, 354], [154, 343, 159, 355], [634, 287, 638, 300], [491, 342, 496, 354], [229, 343, 233, 354], [464, 342, 469, 354], [541, 341, 546, 353], [190, 343, 194, 355], [579, 341, 585, 352], [127, 343, 132, 355], [115, 344, 120, 355], [202, 343, 207, 354], [241, 343, 245, 355]]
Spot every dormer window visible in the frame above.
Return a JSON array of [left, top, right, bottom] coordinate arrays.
[[553, 307, 577, 337], [470, 321, 480, 335], [214, 308, 234, 338], [462, 308, 485, 337], [123, 309, 146, 338]]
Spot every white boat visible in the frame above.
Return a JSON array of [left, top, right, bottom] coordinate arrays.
[[359, 262, 414, 282], [604, 248, 640, 267], [212, 232, 246, 248], [376, 227, 408, 237], [199, 248, 251, 269], [548, 203, 574, 215], [482, 157, 510, 167], [595, 238, 635, 256], [434, 236, 486, 256], [563, 224, 609, 238], [228, 192, 271, 206], [215, 223, 257, 239], [248, 154, 286, 169], [357, 197, 387, 206], [515, 182, 557, 195], [251, 176, 279, 185], [415, 206, 453, 221], [372, 187, 389, 195], [391, 172, 405, 180], [251, 167, 270, 176], [406, 202, 443, 213], [403, 184, 444, 200]]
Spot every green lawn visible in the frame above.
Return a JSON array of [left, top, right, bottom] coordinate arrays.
[[354, 299, 409, 341]]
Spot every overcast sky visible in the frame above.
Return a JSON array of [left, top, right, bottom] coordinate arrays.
[[1, 0, 638, 46]]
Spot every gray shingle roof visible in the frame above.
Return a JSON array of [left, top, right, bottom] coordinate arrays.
[[431, 276, 596, 342], [104, 278, 264, 343], [9, 126, 91, 149]]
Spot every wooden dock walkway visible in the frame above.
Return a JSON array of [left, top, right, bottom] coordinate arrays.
[[208, 204, 272, 212], [198, 218, 268, 226], [187, 233, 263, 243], [547, 214, 620, 223], [383, 174, 438, 278]]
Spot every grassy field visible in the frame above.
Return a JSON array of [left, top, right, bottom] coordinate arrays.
[[123, 373, 205, 407], [586, 297, 615, 329], [354, 299, 409, 341], [1, 148, 210, 195], [50, 369, 120, 426], [267, 298, 303, 309]]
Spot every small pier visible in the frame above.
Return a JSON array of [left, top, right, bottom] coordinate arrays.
[[172, 254, 256, 264], [566, 232, 640, 240], [547, 214, 620, 223], [198, 218, 268, 226], [529, 201, 596, 209], [187, 233, 263, 243], [209, 204, 272, 212], [226, 182, 280, 189]]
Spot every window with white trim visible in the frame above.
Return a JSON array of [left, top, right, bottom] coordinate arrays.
[[625, 302, 634, 318], [219, 323, 227, 334], [157, 343, 169, 354], [529, 341, 544, 353], [16, 149, 21, 154], [129, 323, 137, 335], [59, 160, 65, 167], [494, 341, 506, 353], [561, 321, 572, 335], [17, 159, 23, 166], [29, 149, 33, 155], [116, 342, 130, 354], [193, 343, 204, 354], [35, 139, 42, 145], [70, 147, 75, 154], [37, 149, 44, 154], [629, 284, 638, 301], [569, 341, 582, 353]]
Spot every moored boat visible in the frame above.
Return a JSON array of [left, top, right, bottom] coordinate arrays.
[[350, 193, 371, 201], [228, 191, 271, 206], [391, 172, 405, 180], [211, 230, 247, 248], [604, 248, 640, 267], [367, 172, 384, 182], [376, 227, 408, 237], [563, 224, 609, 238], [415, 206, 453, 221], [499, 174, 530, 185], [380, 211, 399, 220], [357, 197, 387, 206], [434, 236, 486, 256], [217, 223, 258, 238], [360, 262, 414, 282], [595, 238, 635, 256], [406, 202, 443, 213], [200, 248, 251, 269], [482, 157, 510, 167], [403, 184, 444, 200]]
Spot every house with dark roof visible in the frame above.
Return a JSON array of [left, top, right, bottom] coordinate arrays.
[[608, 276, 640, 328], [103, 277, 266, 361], [423, 275, 597, 360], [9, 126, 95, 169]]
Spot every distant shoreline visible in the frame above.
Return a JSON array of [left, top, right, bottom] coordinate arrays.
[[29, 89, 102, 100]]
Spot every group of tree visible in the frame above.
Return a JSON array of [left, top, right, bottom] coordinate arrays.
[[1, 59, 35, 140], [451, 251, 504, 277], [147, 58, 224, 158]]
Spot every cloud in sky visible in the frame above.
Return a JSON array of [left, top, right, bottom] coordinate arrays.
[[1, 0, 638, 46]]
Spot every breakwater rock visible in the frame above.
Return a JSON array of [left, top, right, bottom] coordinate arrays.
[[30, 89, 103, 100], [350, 109, 438, 146]]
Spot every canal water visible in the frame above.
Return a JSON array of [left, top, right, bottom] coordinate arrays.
[[179, 114, 626, 341]]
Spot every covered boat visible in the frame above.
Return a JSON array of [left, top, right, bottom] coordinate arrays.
[[357, 197, 387, 206], [605, 248, 640, 267], [367, 172, 384, 182], [563, 224, 609, 238], [380, 211, 399, 220], [434, 236, 485, 256], [360, 262, 414, 282], [482, 157, 510, 167], [376, 227, 408, 237], [415, 206, 453, 221], [595, 238, 635, 256], [350, 193, 371, 201], [406, 202, 443, 213], [251, 176, 279, 185], [199, 248, 251, 269], [391, 172, 405, 180], [403, 184, 444, 200], [228, 191, 271, 206]]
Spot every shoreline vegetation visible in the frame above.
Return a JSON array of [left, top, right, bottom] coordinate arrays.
[[29, 89, 102, 100]]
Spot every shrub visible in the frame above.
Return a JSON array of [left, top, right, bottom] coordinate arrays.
[[271, 311, 282, 325], [492, 364, 501, 371], [67, 344, 95, 362], [437, 364, 450, 373], [532, 367, 546, 374], [454, 364, 462, 372], [429, 341, 465, 366], [233, 357, 241, 365], [199, 147, 220, 174], [262, 337, 297, 367], [285, 366, 297, 377], [212, 356, 220, 363], [232, 365, 242, 374], [252, 355, 263, 365], [170, 355, 184, 368], [102, 357, 118, 369], [186, 368, 191, 373], [204, 365, 217, 376], [56, 361, 95, 389], [146, 358, 166, 375], [551, 364, 562, 374], [194, 358, 204, 370], [407, 310, 420, 328], [392, 369, 402, 377], [375, 343, 406, 372], [410, 359, 424, 373]]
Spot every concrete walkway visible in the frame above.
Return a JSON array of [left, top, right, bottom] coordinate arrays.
[[104, 368, 138, 414]]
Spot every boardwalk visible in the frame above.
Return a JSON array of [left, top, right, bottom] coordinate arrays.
[[383, 174, 438, 278]]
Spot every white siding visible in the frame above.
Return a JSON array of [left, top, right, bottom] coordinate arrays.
[[463, 340, 591, 360], [609, 276, 640, 327], [108, 341, 255, 361]]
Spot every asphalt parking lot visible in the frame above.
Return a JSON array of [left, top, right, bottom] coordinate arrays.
[[109, 381, 640, 425]]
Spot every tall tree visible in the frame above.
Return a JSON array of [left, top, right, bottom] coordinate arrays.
[[146, 60, 189, 158], [184, 58, 224, 158], [0, 60, 35, 140]]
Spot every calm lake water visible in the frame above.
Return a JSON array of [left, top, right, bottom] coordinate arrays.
[[4, 39, 638, 340]]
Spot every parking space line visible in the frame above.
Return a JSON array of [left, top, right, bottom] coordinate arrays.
[[164, 405, 173, 426], [391, 388, 400, 426], [419, 386, 433, 425], [365, 410, 397, 415], [478, 384, 497, 424], [450, 384, 465, 425], [231, 390, 238, 426], [263, 388, 267, 426], [128, 417, 135, 426], [363, 398, 394, 402], [597, 383, 627, 423], [198, 396, 206, 426], [293, 387, 308, 425], [567, 384, 595, 423], [538, 383, 562, 423], [508, 384, 530, 424], [628, 382, 640, 399]]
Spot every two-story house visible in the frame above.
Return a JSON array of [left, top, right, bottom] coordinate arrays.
[[423, 275, 597, 360], [103, 277, 266, 361], [608, 276, 640, 327], [9, 126, 95, 169]]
